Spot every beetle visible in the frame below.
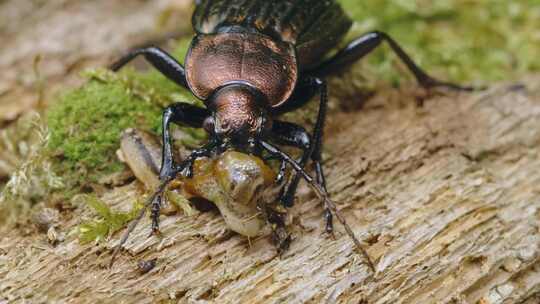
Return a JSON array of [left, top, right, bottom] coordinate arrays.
[[109, 0, 472, 270]]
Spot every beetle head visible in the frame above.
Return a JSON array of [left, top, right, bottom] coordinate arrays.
[[205, 83, 272, 146]]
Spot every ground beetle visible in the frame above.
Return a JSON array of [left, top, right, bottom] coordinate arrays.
[[109, 0, 472, 270]]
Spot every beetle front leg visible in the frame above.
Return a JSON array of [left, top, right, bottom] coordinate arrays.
[[110, 46, 190, 89], [309, 80, 332, 233], [302, 79, 334, 233], [151, 144, 214, 234], [270, 120, 312, 207], [311, 125, 332, 234], [266, 207, 291, 254], [160, 103, 209, 180], [311, 31, 475, 91], [271, 77, 334, 233], [151, 103, 210, 234]]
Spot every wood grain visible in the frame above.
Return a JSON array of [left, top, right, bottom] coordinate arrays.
[[2, 78, 540, 303]]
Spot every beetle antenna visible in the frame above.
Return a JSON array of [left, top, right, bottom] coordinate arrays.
[[260, 140, 375, 273], [109, 177, 172, 268]]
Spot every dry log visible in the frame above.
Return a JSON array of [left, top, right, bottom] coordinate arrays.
[[1, 77, 540, 304]]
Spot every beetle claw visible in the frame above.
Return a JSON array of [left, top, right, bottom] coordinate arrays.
[[276, 234, 291, 256], [324, 209, 334, 234]]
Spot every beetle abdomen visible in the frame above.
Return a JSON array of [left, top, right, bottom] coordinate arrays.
[[185, 32, 298, 107], [193, 0, 352, 69]]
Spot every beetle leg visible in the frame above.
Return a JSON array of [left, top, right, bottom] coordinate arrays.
[[292, 78, 333, 233], [260, 140, 375, 272], [271, 78, 334, 233], [110, 46, 189, 89], [311, 121, 333, 234], [310, 31, 475, 91], [270, 120, 312, 207], [149, 103, 210, 234], [151, 142, 216, 234], [150, 144, 214, 234], [309, 79, 332, 233], [160, 103, 209, 180], [266, 207, 291, 254], [275, 159, 288, 185]]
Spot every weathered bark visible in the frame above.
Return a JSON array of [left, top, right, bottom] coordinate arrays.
[[1, 78, 540, 304]]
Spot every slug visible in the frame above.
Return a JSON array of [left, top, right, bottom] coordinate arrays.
[[120, 129, 283, 237]]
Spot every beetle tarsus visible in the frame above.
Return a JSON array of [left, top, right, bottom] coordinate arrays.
[[324, 209, 333, 234], [266, 207, 291, 254], [184, 162, 196, 179], [150, 195, 162, 235], [158, 167, 178, 182]]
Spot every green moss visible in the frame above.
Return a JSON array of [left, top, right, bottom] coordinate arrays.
[[338, 0, 540, 84], [45, 37, 202, 192], [78, 195, 143, 244], [47, 72, 160, 185]]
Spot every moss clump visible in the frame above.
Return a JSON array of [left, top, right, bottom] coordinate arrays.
[[78, 195, 143, 244], [338, 0, 540, 84], [47, 72, 162, 186]]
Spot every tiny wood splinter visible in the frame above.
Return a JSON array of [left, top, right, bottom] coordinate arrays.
[[109, 0, 472, 271]]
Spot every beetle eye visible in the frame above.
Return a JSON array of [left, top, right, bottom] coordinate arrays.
[[220, 121, 230, 132]]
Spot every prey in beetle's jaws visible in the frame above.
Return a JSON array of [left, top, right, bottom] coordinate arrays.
[[118, 129, 291, 252]]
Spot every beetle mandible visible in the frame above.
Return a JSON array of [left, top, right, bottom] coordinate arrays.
[[110, 0, 472, 270]]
